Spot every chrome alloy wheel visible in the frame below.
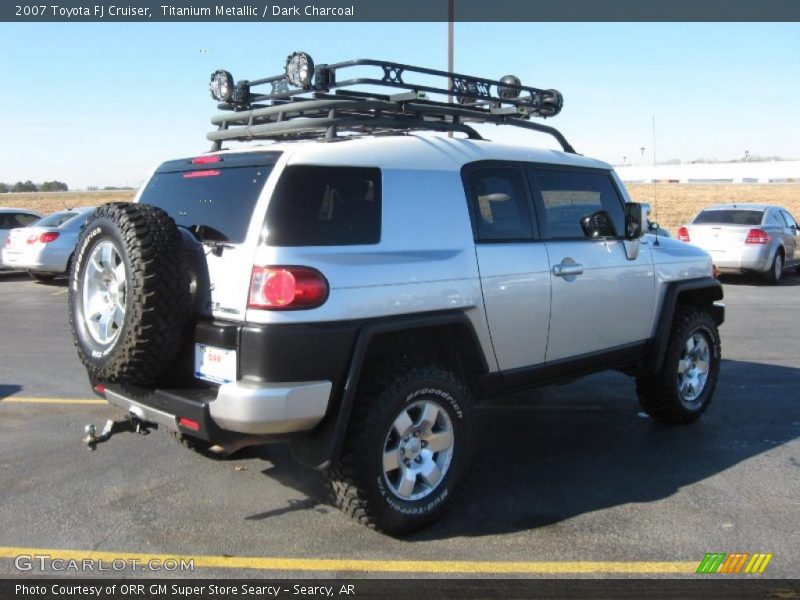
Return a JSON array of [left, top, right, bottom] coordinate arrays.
[[382, 399, 455, 501], [677, 331, 711, 403], [774, 254, 783, 281], [82, 240, 127, 346]]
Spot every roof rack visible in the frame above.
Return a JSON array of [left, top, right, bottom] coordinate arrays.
[[207, 53, 576, 154]]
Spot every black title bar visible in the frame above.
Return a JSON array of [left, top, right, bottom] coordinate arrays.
[[4, 0, 800, 22]]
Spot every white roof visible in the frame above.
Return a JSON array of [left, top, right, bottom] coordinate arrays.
[[211, 134, 610, 172]]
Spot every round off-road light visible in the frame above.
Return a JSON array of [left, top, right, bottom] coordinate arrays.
[[285, 51, 314, 89], [209, 70, 234, 102], [497, 75, 521, 99]]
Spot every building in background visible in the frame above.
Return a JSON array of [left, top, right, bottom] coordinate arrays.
[[617, 160, 800, 184]]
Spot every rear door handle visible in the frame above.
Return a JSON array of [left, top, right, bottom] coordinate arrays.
[[553, 263, 584, 277]]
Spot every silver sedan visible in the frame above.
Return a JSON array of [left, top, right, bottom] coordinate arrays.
[[678, 203, 799, 284], [0, 208, 42, 269], [2, 207, 96, 281]]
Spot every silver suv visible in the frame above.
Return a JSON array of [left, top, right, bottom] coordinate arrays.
[[68, 55, 724, 534]]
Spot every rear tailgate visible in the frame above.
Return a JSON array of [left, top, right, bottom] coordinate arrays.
[[137, 151, 281, 321]]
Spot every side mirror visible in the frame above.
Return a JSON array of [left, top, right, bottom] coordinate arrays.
[[624, 203, 645, 240], [580, 210, 616, 239]]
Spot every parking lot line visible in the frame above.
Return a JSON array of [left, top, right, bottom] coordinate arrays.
[[0, 546, 696, 574], [1, 397, 106, 405]]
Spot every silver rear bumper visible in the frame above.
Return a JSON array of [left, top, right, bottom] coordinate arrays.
[[105, 379, 332, 436]]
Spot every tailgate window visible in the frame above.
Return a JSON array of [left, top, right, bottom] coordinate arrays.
[[693, 210, 763, 225], [264, 165, 381, 246], [139, 152, 280, 244]]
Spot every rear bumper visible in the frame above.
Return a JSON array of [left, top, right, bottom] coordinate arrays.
[[104, 379, 331, 439], [99, 318, 356, 442], [1, 247, 69, 272], [709, 244, 772, 272]]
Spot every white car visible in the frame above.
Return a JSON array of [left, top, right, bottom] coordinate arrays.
[[2, 207, 96, 281], [0, 208, 42, 270]]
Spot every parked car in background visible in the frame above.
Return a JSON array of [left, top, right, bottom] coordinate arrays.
[[2, 207, 96, 281], [0, 208, 42, 270], [677, 203, 799, 284]]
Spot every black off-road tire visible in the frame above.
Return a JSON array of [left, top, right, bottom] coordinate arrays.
[[328, 363, 475, 535], [68, 202, 191, 385], [28, 271, 57, 282], [636, 306, 721, 424], [169, 432, 229, 460], [763, 251, 783, 285]]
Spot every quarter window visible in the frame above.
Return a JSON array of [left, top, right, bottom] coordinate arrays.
[[532, 169, 625, 240], [465, 167, 534, 241]]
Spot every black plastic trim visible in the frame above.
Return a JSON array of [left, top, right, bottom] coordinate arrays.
[[288, 310, 489, 470], [479, 340, 649, 396], [642, 277, 724, 375]]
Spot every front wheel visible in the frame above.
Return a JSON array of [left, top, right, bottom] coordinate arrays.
[[328, 364, 475, 535], [636, 306, 721, 423]]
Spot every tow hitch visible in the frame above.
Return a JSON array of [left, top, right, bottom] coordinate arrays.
[[82, 414, 156, 451]]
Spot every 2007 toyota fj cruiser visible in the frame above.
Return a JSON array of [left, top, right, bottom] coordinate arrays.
[[69, 53, 724, 534]]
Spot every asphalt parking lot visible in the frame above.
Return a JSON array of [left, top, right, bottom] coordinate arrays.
[[0, 271, 798, 579]]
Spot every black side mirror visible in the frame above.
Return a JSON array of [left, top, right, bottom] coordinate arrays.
[[580, 210, 616, 239], [624, 203, 644, 240]]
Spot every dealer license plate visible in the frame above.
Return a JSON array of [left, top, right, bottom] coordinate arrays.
[[194, 344, 236, 384]]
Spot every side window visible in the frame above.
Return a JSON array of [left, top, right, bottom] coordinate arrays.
[[767, 210, 785, 226], [532, 168, 625, 240], [780, 210, 798, 228], [265, 166, 381, 246], [465, 166, 534, 241]]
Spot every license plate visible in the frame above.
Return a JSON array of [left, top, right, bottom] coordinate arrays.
[[194, 344, 236, 384]]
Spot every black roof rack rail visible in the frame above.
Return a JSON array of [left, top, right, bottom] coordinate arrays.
[[207, 54, 576, 154]]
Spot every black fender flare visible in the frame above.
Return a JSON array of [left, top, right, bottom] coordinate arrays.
[[641, 277, 724, 376], [289, 310, 489, 470]]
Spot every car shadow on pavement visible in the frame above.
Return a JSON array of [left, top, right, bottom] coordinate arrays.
[[245, 359, 799, 538], [0, 385, 23, 400], [719, 273, 800, 287]]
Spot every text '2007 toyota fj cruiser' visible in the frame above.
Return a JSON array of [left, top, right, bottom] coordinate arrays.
[[69, 53, 724, 534]]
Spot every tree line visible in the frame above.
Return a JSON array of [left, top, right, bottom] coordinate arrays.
[[0, 180, 69, 193]]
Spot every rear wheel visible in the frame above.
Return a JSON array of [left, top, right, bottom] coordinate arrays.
[[636, 306, 721, 423], [329, 363, 474, 535], [763, 251, 783, 285]]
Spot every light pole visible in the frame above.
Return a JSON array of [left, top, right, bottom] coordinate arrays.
[[447, 0, 454, 137]]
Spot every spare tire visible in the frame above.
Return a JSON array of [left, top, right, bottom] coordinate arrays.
[[68, 202, 191, 385]]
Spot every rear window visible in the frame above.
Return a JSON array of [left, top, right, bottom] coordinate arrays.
[[693, 209, 763, 225], [35, 212, 77, 228], [0, 212, 40, 229], [139, 153, 279, 243], [264, 166, 381, 246]]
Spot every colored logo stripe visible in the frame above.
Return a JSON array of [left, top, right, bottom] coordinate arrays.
[[697, 552, 773, 574]]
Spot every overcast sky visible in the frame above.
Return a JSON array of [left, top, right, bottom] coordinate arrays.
[[1, 22, 798, 189]]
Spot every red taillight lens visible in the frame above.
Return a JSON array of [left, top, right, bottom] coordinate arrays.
[[745, 228, 769, 244], [39, 232, 60, 243], [248, 266, 329, 310], [191, 155, 221, 164], [677, 227, 690, 242]]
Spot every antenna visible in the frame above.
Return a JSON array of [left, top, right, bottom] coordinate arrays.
[[652, 114, 659, 245]]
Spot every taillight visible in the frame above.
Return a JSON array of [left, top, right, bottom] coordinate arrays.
[[27, 232, 60, 244], [248, 266, 328, 310], [677, 227, 690, 242], [39, 232, 60, 243], [745, 228, 769, 244]]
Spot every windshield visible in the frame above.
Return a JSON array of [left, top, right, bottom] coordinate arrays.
[[693, 209, 763, 226], [138, 153, 279, 243]]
